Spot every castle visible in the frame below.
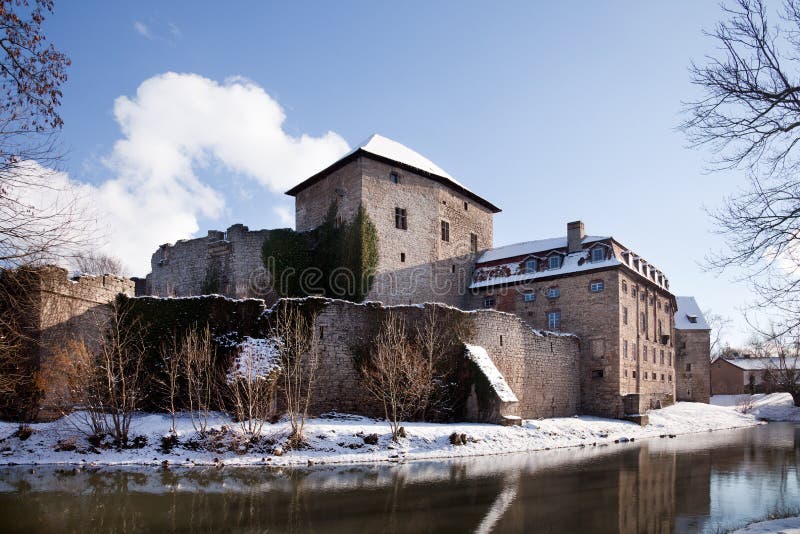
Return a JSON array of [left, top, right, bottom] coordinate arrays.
[[142, 134, 711, 419]]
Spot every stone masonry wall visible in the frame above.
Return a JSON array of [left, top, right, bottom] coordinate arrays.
[[294, 159, 362, 233], [676, 329, 711, 402], [307, 300, 580, 421], [146, 224, 273, 300]]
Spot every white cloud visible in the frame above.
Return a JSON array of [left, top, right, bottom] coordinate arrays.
[[133, 21, 152, 39], [274, 206, 294, 227], [54, 72, 348, 276]]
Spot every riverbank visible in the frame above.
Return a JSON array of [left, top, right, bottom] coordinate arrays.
[[0, 400, 760, 468], [711, 392, 800, 422]]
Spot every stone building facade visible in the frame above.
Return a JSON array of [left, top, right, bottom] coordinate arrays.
[[674, 297, 711, 403], [468, 221, 678, 418], [138, 133, 711, 419], [145, 224, 273, 300], [286, 134, 499, 307]]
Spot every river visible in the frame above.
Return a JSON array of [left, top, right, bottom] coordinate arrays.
[[0, 423, 797, 533]]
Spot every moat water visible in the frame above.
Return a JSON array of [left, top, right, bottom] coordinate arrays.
[[0, 423, 797, 533]]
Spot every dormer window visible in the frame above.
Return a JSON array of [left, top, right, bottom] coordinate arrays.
[[591, 247, 605, 262], [548, 255, 562, 269], [547, 287, 560, 299], [525, 259, 537, 273], [687, 314, 698, 324], [390, 172, 399, 184]]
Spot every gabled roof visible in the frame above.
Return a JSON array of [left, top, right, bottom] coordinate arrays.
[[285, 134, 501, 213], [675, 296, 710, 330], [477, 236, 609, 264]]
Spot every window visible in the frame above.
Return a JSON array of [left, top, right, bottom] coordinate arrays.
[[644, 372, 648, 379], [590, 280, 604, 293], [592, 369, 604, 379], [687, 314, 698, 324], [622, 280, 628, 293], [390, 172, 399, 184], [623, 339, 629, 359], [661, 374, 665, 381], [643, 346, 648, 361], [632, 371, 637, 378], [547, 310, 561, 330], [500, 335, 503, 346], [525, 259, 537, 273], [668, 352, 672, 366], [464, 201, 468, 211], [668, 374, 672, 382], [685, 363, 692, 372], [441, 220, 450, 242], [641, 312, 647, 330], [624, 369, 628, 377], [451, 264, 456, 273], [660, 350, 665, 364], [623, 307, 628, 325], [523, 292, 536, 302], [652, 347, 657, 362], [470, 233, 478, 254], [547, 287, 560, 299], [484, 296, 496, 308], [548, 255, 562, 269], [400, 252, 406, 263], [658, 320, 663, 338], [591, 247, 605, 262], [394, 208, 407, 230], [633, 342, 637, 359]]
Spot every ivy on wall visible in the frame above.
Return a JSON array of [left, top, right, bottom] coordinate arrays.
[[261, 202, 379, 302]]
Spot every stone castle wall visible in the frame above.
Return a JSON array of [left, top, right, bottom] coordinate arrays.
[[675, 329, 711, 402], [145, 224, 273, 300]]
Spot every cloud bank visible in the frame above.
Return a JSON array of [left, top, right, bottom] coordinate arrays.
[[64, 72, 348, 275]]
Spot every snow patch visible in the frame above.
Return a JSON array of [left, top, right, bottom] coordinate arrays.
[[465, 344, 518, 403], [227, 337, 281, 383]]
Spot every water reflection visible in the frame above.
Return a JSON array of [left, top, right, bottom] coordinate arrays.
[[0, 424, 797, 533]]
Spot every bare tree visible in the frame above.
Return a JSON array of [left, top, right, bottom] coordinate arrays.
[[705, 309, 733, 358], [73, 251, 126, 277], [360, 313, 433, 441], [181, 325, 219, 434], [682, 0, 800, 335], [226, 338, 280, 438], [761, 328, 800, 405], [273, 302, 319, 448], [158, 338, 181, 435]]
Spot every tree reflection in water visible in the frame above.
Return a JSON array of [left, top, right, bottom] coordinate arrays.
[[0, 423, 796, 533]]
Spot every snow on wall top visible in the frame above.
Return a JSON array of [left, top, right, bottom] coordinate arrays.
[[477, 235, 609, 264], [675, 296, 710, 330], [720, 356, 800, 370], [464, 344, 519, 403]]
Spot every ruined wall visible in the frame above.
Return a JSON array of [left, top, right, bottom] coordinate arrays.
[[675, 329, 711, 402], [145, 224, 273, 300]]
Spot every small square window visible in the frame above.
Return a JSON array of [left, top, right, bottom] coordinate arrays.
[[592, 369, 604, 379], [590, 280, 604, 293], [523, 292, 536, 302], [547, 287, 560, 299], [591, 248, 605, 262], [484, 297, 496, 308], [441, 220, 450, 242], [525, 259, 537, 273], [548, 255, 562, 269], [400, 252, 405, 263], [390, 172, 399, 184]]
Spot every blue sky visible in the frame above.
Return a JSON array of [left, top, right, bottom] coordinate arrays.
[[44, 1, 754, 344]]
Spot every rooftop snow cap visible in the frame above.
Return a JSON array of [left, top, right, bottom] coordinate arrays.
[[285, 133, 501, 213], [567, 221, 585, 253], [675, 296, 710, 330]]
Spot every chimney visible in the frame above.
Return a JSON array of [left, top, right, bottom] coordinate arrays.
[[567, 220, 584, 253]]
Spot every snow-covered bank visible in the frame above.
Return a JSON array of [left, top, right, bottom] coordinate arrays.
[[0, 401, 759, 468], [712, 393, 800, 422], [731, 516, 800, 533]]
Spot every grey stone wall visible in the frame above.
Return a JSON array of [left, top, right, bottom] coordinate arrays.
[[675, 329, 711, 402], [145, 224, 273, 300]]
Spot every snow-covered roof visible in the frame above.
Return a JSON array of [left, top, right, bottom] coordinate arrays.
[[675, 296, 710, 330], [721, 357, 799, 371], [356, 134, 462, 186], [470, 253, 621, 289], [477, 236, 608, 264], [285, 133, 500, 213]]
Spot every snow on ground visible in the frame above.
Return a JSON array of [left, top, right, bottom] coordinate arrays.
[[711, 393, 800, 422], [0, 401, 759, 468], [731, 516, 800, 533]]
